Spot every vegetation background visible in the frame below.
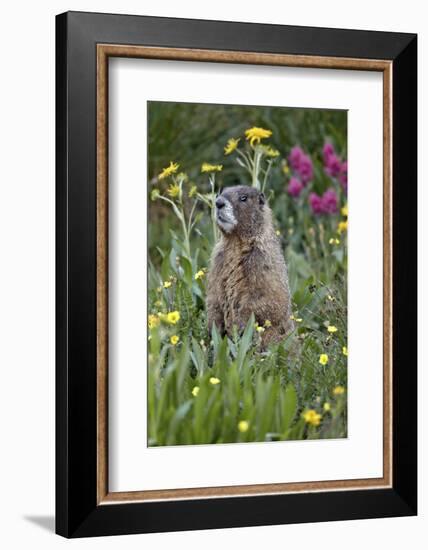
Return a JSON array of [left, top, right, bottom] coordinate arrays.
[[147, 101, 348, 446]]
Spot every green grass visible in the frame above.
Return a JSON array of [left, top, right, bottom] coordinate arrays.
[[147, 102, 348, 446]]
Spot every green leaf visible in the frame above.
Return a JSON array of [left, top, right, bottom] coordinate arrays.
[[282, 383, 297, 431]]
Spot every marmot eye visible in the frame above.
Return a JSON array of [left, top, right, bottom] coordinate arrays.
[[240, 195, 248, 202]]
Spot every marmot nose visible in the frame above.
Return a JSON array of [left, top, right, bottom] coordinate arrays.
[[216, 197, 226, 209]]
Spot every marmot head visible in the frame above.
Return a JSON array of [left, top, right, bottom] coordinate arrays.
[[215, 185, 266, 238]]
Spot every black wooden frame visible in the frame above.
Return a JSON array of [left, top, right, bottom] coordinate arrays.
[[56, 11, 417, 538]]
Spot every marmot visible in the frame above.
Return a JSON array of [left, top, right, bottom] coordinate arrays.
[[207, 185, 294, 346]]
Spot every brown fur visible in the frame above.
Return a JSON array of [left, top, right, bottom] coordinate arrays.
[[207, 185, 294, 345]]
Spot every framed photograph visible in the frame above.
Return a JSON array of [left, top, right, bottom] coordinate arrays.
[[56, 11, 417, 538]]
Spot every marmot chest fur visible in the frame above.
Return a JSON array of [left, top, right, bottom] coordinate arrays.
[[207, 185, 294, 345]]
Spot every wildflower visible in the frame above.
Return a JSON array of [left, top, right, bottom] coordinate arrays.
[[287, 176, 303, 198], [342, 346, 348, 356], [327, 325, 338, 333], [323, 402, 331, 412], [323, 142, 335, 162], [324, 152, 342, 178], [329, 238, 340, 245], [302, 409, 322, 427], [297, 153, 313, 184], [263, 146, 280, 157], [163, 281, 172, 289], [192, 386, 200, 397], [194, 270, 205, 280], [339, 161, 348, 192], [333, 385, 345, 395], [282, 161, 290, 175], [337, 220, 348, 234], [201, 162, 223, 173], [245, 126, 272, 147], [156, 286, 162, 293], [327, 294, 334, 301], [224, 137, 240, 155], [256, 325, 265, 334], [170, 335, 179, 345], [166, 311, 180, 325], [309, 189, 338, 215], [151, 189, 160, 201], [177, 172, 188, 182], [341, 204, 348, 217], [209, 377, 221, 385], [158, 161, 179, 180], [188, 185, 197, 198], [264, 320, 272, 327], [322, 188, 339, 214], [275, 230, 281, 236], [290, 314, 302, 323], [167, 183, 180, 198], [154, 300, 162, 307], [148, 314, 160, 329], [319, 354, 329, 365], [238, 420, 249, 433], [309, 192, 324, 215], [289, 146, 304, 171]]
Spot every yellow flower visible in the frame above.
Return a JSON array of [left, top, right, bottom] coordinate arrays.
[[329, 238, 340, 245], [327, 294, 334, 302], [290, 314, 302, 323], [327, 325, 338, 333], [170, 335, 179, 345], [333, 385, 345, 396], [156, 286, 162, 293], [282, 162, 290, 175], [209, 377, 220, 385], [275, 230, 281, 236], [263, 145, 280, 158], [201, 162, 223, 173], [158, 161, 179, 180], [264, 320, 272, 328], [166, 311, 180, 325], [256, 325, 265, 334], [337, 220, 348, 234], [163, 281, 172, 289], [194, 270, 205, 280], [151, 189, 160, 201], [238, 420, 249, 433], [323, 402, 331, 412], [167, 183, 180, 198], [224, 137, 240, 155], [341, 204, 348, 217], [302, 409, 322, 427], [319, 354, 329, 365], [192, 386, 200, 397], [148, 314, 160, 329], [245, 126, 272, 147], [342, 346, 348, 356], [154, 300, 162, 307], [188, 185, 197, 198]]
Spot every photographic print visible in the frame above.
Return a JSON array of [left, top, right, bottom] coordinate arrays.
[[147, 101, 348, 447]]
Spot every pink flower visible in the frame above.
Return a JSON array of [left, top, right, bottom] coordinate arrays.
[[338, 161, 348, 191], [324, 153, 342, 178], [321, 188, 338, 214], [309, 192, 324, 215], [289, 146, 304, 171], [323, 142, 335, 162], [287, 177, 303, 197], [309, 188, 338, 215], [298, 154, 314, 184], [288, 146, 313, 184]]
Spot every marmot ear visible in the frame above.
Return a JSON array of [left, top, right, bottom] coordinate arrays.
[[259, 192, 265, 205]]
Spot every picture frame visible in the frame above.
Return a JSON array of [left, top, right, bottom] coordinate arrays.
[[56, 10, 417, 538]]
